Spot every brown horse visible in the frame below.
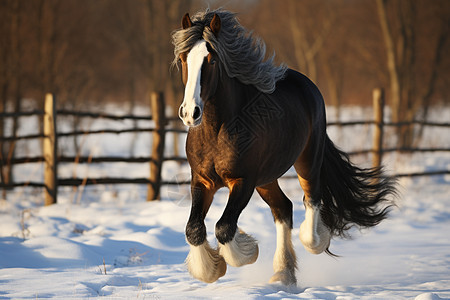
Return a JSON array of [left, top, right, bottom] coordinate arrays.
[[171, 9, 396, 285]]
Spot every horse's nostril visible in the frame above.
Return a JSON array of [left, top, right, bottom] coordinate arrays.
[[193, 106, 201, 120], [179, 106, 185, 118]]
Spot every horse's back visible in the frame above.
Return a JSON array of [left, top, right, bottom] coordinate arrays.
[[276, 69, 326, 125]]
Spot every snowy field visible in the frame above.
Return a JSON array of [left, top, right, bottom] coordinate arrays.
[[0, 105, 449, 299]]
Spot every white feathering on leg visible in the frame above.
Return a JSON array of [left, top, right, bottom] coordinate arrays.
[[186, 241, 227, 283], [269, 222, 297, 285], [219, 228, 259, 267], [299, 202, 331, 254]]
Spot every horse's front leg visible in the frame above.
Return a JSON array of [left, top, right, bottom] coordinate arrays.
[[185, 176, 226, 283], [216, 179, 259, 267]]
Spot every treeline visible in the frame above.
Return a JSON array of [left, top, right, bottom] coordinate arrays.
[[250, 0, 449, 147], [0, 0, 448, 137], [0, 0, 194, 113]]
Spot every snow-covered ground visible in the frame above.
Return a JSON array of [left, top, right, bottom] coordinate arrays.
[[0, 105, 449, 299]]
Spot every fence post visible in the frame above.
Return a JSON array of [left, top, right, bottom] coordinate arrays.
[[372, 88, 384, 169], [43, 93, 58, 205], [147, 92, 165, 201]]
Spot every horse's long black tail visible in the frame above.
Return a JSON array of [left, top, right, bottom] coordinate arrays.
[[320, 135, 397, 238]]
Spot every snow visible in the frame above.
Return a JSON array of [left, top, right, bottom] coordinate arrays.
[[1, 106, 449, 299]]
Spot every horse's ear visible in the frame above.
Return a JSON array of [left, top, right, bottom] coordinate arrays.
[[209, 14, 221, 37], [182, 13, 192, 29]]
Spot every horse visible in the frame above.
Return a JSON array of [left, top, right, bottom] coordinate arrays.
[[171, 9, 397, 285]]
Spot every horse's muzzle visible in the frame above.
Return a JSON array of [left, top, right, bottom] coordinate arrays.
[[179, 104, 203, 127]]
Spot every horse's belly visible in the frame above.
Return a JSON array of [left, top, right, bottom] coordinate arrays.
[[254, 141, 302, 186]]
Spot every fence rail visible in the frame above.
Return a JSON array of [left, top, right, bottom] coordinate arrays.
[[57, 109, 154, 121], [1, 89, 449, 205], [0, 110, 45, 117]]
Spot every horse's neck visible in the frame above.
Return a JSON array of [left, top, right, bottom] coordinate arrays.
[[203, 77, 255, 131]]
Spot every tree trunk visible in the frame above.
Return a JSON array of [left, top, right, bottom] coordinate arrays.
[[8, 0, 23, 186], [415, 20, 449, 147], [376, 0, 402, 124]]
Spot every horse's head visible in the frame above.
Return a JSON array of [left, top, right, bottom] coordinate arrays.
[[178, 13, 221, 127]]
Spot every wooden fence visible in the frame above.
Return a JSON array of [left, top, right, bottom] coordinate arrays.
[[1, 89, 449, 205], [0, 92, 187, 205]]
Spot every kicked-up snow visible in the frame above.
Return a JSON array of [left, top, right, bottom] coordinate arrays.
[[0, 105, 449, 299]]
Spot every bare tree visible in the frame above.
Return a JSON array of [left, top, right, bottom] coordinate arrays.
[[286, 0, 335, 84], [0, 0, 24, 189], [0, 0, 13, 190], [376, 0, 449, 147]]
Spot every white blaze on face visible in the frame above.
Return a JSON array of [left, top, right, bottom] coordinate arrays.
[[179, 40, 209, 127]]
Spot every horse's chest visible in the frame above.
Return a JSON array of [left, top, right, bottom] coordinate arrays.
[[186, 131, 243, 179]]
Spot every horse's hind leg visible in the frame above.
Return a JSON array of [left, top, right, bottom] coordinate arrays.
[[185, 174, 226, 283], [256, 181, 297, 285], [216, 179, 259, 268], [294, 140, 331, 255]]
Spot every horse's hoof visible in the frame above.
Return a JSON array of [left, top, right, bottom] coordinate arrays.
[[186, 241, 227, 283], [219, 228, 259, 267], [269, 270, 297, 286]]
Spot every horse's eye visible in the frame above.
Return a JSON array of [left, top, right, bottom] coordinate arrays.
[[210, 58, 216, 65]]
